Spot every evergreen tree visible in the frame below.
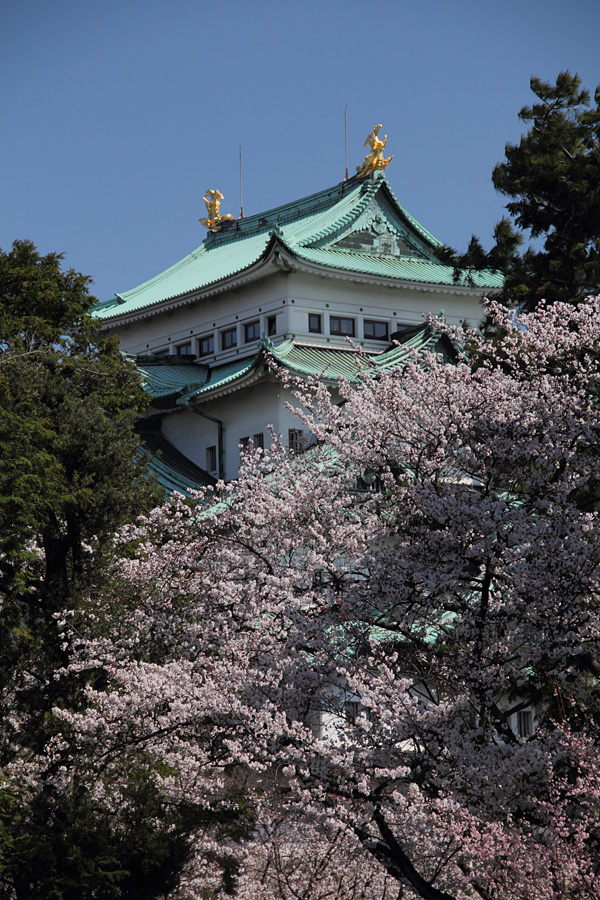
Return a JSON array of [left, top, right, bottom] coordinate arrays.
[[0, 241, 247, 899], [439, 72, 600, 310]]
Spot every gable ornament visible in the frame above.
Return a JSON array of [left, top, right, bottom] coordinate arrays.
[[199, 189, 234, 232], [356, 124, 393, 178]]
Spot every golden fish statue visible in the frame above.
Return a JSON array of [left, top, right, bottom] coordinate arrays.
[[356, 124, 393, 178], [199, 189, 234, 232]]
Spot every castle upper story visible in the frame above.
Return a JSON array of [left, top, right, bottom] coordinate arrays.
[[94, 135, 502, 489], [95, 169, 501, 365]]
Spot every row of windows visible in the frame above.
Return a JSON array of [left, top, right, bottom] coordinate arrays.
[[198, 316, 277, 356], [309, 314, 390, 341], [162, 313, 393, 358], [162, 316, 278, 358], [235, 429, 306, 461], [239, 433, 265, 453]]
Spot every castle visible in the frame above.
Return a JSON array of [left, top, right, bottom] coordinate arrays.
[[95, 132, 501, 491]]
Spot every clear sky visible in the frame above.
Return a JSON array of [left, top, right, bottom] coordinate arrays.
[[2, 0, 599, 302]]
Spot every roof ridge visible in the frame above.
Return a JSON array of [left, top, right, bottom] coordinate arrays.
[[297, 175, 381, 247], [205, 176, 367, 246], [381, 179, 442, 247], [291, 341, 365, 354]]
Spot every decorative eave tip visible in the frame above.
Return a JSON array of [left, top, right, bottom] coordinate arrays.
[[199, 189, 234, 232], [356, 124, 393, 178]]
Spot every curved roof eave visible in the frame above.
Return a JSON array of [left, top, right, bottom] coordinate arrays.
[[95, 173, 503, 328], [96, 233, 288, 327], [177, 346, 268, 405], [275, 239, 501, 295], [153, 321, 460, 407]]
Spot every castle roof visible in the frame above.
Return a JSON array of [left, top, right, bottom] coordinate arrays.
[[136, 418, 217, 494], [95, 172, 502, 324], [134, 322, 457, 410]]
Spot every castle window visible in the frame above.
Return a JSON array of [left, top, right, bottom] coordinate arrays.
[[244, 320, 260, 343], [288, 429, 304, 453], [267, 315, 277, 336], [516, 710, 533, 738], [308, 313, 322, 334], [199, 334, 214, 357], [221, 327, 237, 350], [330, 316, 355, 337], [344, 700, 361, 723], [253, 432, 264, 449], [176, 342, 193, 355], [206, 446, 217, 472], [356, 471, 379, 492], [364, 319, 389, 340], [239, 437, 250, 452]]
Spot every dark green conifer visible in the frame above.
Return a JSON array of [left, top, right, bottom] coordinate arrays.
[[439, 72, 600, 310]]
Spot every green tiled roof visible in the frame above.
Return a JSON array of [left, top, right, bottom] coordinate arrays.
[[96, 173, 502, 322], [270, 326, 456, 380], [290, 246, 503, 288], [137, 420, 216, 494], [374, 323, 457, 370], [134, 356, 209, 405], [96, 232, 270, 318], [189, 356, 258, 393], [272, 340, 370, 381], [138, 325, 457, 408]]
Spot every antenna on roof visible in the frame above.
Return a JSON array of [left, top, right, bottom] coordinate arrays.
[[344, 105, 349, 182], [239, 145, 244, 219]]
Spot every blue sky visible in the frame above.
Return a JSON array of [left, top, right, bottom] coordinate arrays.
[[2, 0, 599, 302]]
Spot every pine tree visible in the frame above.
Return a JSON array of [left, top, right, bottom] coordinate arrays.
[[439, 72, 600, 310]]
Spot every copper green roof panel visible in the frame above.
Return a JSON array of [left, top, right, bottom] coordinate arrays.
[[375, 324, 457, 370], [205, 177, 370, 244], [94, 180, 374, 320], [276, 179, 377, 246], [179, 327, 456, 401], [137, 420, 217, 494], [197, 355, 258, 387], [271, 340, 371, 380], [135, 325, 457, 410], [95, 232, 271, 319], [177, 354, 261, 403], [144, 448, 215, 495], [96, 173, 500, 322], [292, 246, 503, 288], [269, 327, 455, 382], [132, 355, 260, 405], [135, 357, 210, 400]]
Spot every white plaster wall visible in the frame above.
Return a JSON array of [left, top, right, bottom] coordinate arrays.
[[107, 266, 485, 361], [113, 263, 488, 484], [161, 380, 309, 481], [286, 271, 485, 335], [109, 271, 293, 357], [159, 407, 215, 473]]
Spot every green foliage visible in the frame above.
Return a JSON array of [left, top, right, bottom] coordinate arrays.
[[0, 240, 154, 756], [0, 241, 151, 598], [0, 241, 249, 898], [439, 72, 600, 310], [0, 762, 249, 900]]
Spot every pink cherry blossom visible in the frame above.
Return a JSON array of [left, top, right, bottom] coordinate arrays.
[[53, 297, 600, 899]]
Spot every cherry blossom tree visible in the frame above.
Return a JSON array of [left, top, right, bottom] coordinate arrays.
[[169, 808, 399, 900], [57, 298, 600, 899]]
